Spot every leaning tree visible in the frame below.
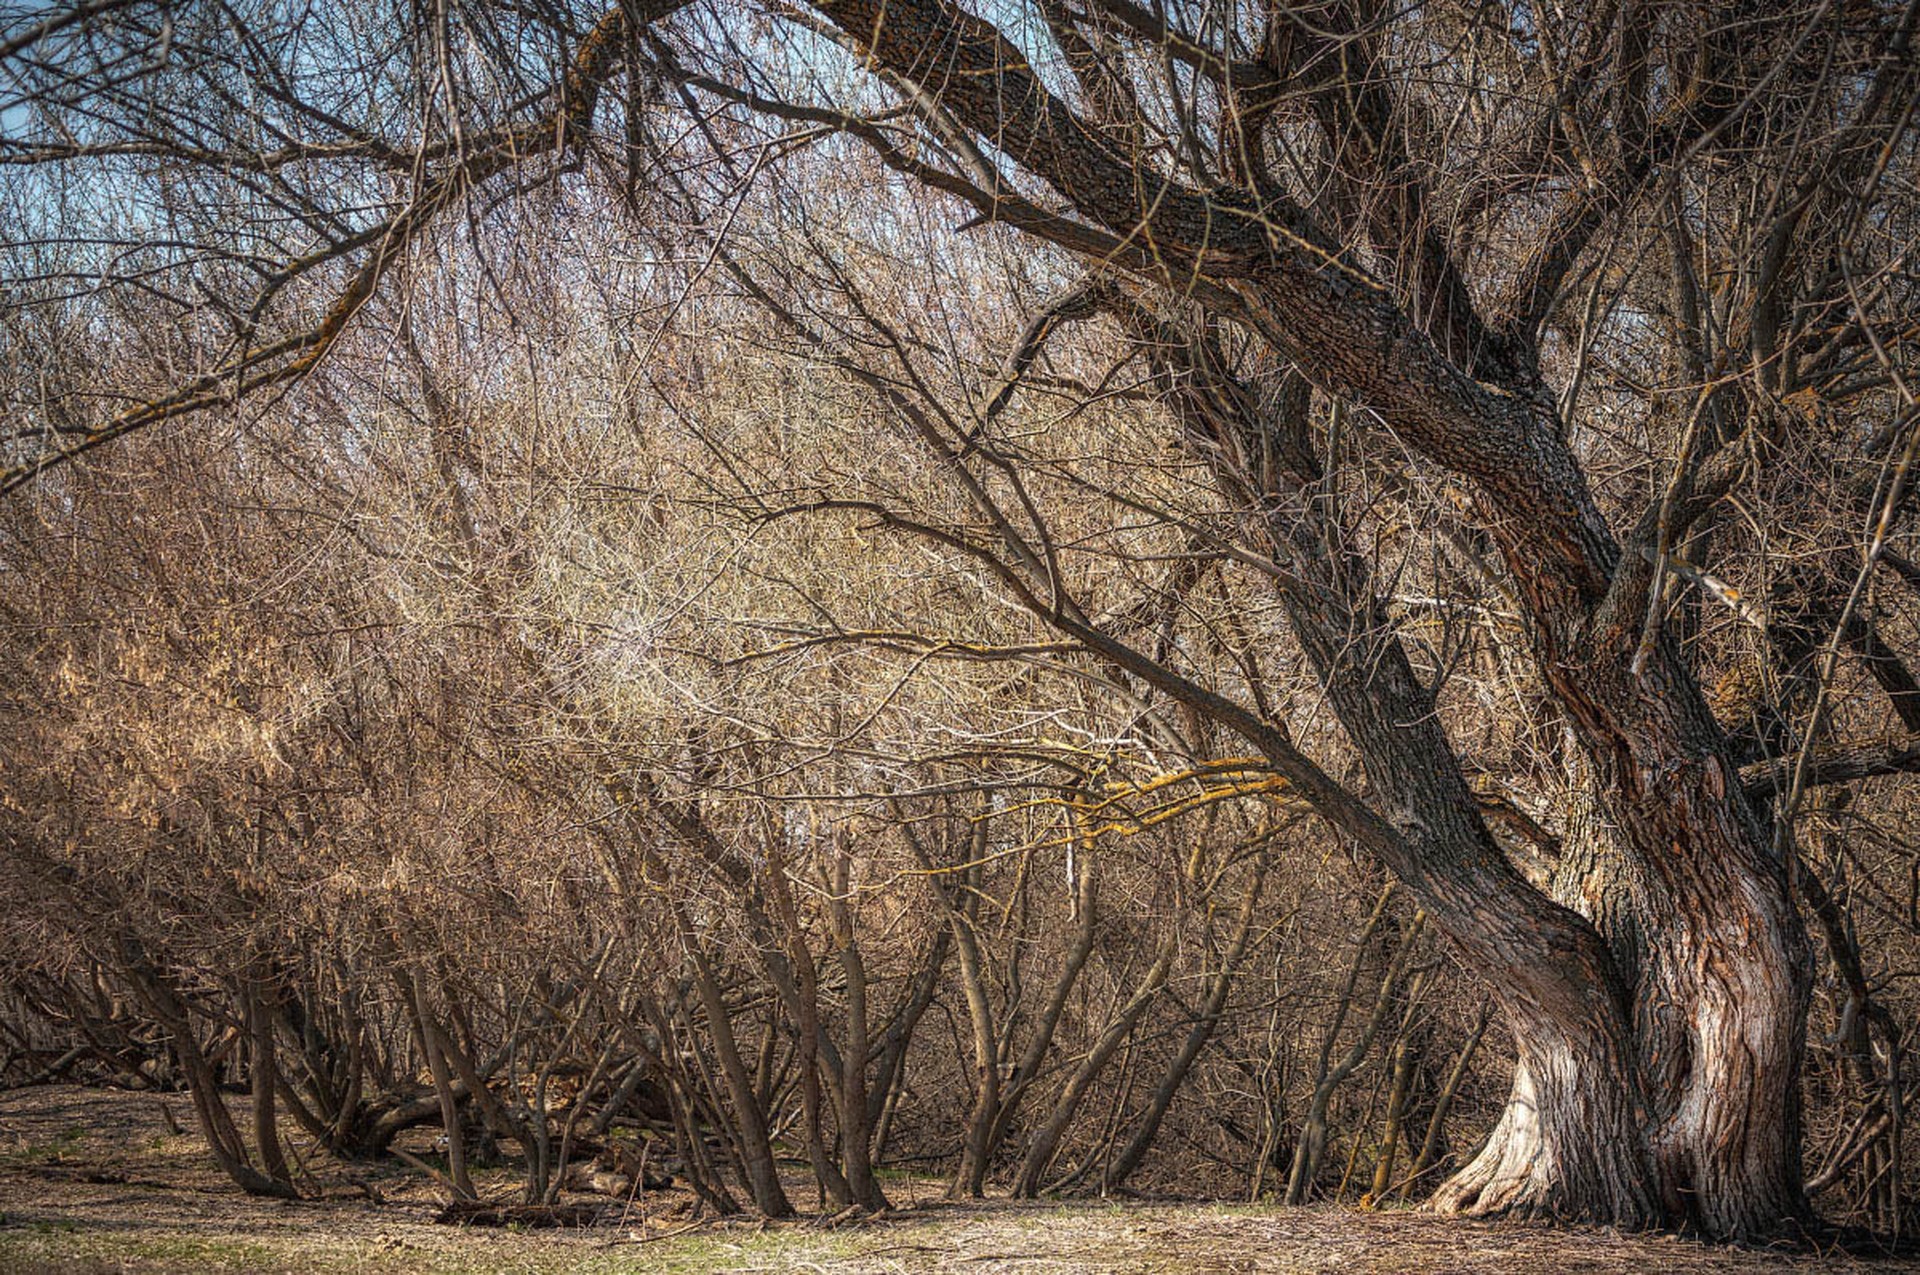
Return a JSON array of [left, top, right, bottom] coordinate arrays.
[[4, 0, 1918, 1239]]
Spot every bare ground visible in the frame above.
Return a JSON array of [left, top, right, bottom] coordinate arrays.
[[0, 1085, 1912, 1274]]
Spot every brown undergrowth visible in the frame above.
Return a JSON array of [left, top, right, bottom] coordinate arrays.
[[0, 1086, 1907, 1273]]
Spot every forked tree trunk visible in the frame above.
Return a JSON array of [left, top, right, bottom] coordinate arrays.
[[405, 970, 474, 1202], [761, 857, 852, 1212], [1430, 869, 1806, 1236], [828, 849, 889, 1212], [1012, 931, 1178, 1197], [1520, 584, 1811, 1234], [681, 930, 794, 1218], [245, 981, 292, 1189], [116, 944, 296, 1200], [1122, 301, 1812, 1237], [1427, 654, 1811, 1237]]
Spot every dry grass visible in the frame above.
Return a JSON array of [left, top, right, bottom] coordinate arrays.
[[0, 1086, 1910, 1273]]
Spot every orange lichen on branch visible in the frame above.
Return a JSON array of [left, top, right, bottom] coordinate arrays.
[[907, 757, 1296, 875]]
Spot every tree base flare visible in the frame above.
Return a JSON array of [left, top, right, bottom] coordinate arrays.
[[1428, 1037, 1661, 1230]]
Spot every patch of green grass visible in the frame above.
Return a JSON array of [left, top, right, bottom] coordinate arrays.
[[0, 1124, 86, 1166], [124, 1235, 283, 1265], [0, 1218, 880, 1275], [0, 1229, 292, 1273], [577, 1227, 868, 1274]]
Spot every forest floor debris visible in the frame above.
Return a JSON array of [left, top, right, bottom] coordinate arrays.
[[0, 1085, 1908, 1273]]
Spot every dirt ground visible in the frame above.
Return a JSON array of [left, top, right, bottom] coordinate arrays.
[[0, 1084, 1912, 1274]]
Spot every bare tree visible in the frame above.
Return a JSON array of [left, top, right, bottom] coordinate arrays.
[[5, 0, 1920, 1243]]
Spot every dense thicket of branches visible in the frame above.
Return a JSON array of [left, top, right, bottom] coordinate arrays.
[[2, 0, 1918, 1243]]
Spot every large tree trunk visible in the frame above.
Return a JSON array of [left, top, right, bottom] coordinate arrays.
[[1437, 804, 1808, 1236], [1514, 542, 1813, 1236], [1637, 865, 1810, 1235], [1122, 312, 1791, 1233], [1403, 604, 1812, 1238], [1430, 1008, 1655, 1224]]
